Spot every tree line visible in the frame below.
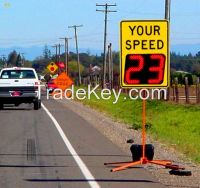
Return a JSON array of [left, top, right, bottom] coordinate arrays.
[[0, 50, 32, 68], [33, 46, 200, 78], [1, 45, 200, 84], [171, 52, 200, 76]]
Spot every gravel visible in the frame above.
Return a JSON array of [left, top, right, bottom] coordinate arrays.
[[58, 99, 200, 188]]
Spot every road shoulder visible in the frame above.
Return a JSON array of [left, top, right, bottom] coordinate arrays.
[[57, 99, 200, 188]]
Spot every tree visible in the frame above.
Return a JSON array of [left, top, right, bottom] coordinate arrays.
[[112, 51, 120, 65], [43, 45, 51, 59], [196, 51, 200, 57], [192, 63, 200, 76], [184, 74, 193, 85], [68, 60, 84, 77], [23, 60, 32, 67], [32, 46, 53, 73], [7, 51, 18, 67], [16, 54, 22, 67], [32, 56, 50, 73]]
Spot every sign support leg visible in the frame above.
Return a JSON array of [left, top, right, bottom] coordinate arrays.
[[104, 90, 184, 172]]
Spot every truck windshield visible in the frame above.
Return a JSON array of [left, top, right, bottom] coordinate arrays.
[[0, 70, 36, 79]]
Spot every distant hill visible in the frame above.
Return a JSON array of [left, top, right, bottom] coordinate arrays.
[[1, 43, 200, 60], [0, 46, 44, 60], [171, 43, 200, 56], [0, 46, 102, 61]]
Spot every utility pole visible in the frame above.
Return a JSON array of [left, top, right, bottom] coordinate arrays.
[[108, 43, 113, 89], [165, 0, 171, 100], [52, 45, 58, 62], [57, 43, 64, 62], [108, 44, 111, 89], [111, 46, 113, 89], [0, 55, 6, 68], [60, 37, 72, 75], [68, 25, 83, 85], [165, 0, 171, 21], [96, 3, 117, 88], [21, 52, 25, 67]]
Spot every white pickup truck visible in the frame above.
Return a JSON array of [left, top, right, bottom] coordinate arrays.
[[0, 67, 41, 110]]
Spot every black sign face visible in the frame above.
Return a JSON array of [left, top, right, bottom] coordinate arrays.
[[124, 54, 165, 85]]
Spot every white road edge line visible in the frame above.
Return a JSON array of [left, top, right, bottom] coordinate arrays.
[[42, 103, 101, 188]]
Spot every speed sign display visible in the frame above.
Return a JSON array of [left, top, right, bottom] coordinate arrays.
[[120, 20, 169, 88]]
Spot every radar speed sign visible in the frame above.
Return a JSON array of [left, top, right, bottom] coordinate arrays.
[[120, 20, 169, 88]]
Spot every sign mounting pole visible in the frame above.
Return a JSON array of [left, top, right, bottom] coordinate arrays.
[[142, 90, 146, 160]]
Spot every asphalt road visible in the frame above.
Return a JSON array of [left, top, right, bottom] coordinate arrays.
[[0, 97, 167, 188]]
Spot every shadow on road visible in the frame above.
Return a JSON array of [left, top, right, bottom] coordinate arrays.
[[1, 107, 33, 111], [25, 178, 155, 183], [0, 153, 130, 158], [0, 164, 68, 168]]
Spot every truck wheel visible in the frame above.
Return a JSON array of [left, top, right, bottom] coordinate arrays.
[[0, 103, 3, 110], [38, 100, 41, 108], [34, 100, 41, 110]]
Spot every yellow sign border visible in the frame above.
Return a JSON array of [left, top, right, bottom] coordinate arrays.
[[47, 62, 58, 74], [120, 20, 169, 88]]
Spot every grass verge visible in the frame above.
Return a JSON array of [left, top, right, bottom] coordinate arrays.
[[75, 87, 200, 163]]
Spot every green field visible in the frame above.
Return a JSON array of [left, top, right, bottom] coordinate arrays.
[[76, 88, 200, 163]]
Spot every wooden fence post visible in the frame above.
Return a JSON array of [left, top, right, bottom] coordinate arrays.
[[185, 77, 189, 104], [167, 87, 170, 101], [172, 84, 175, 101], [196, 77, 200, 104], [175, 77, 179, 103]]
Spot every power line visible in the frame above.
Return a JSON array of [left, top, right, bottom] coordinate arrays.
[[96, 3, 117, 88]]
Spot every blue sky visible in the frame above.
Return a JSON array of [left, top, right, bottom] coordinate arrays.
[[0, 0, 200, 58]]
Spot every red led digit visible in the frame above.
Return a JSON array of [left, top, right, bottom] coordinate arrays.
[[125, 55, 144, 84], [148, 54, 165, 84]]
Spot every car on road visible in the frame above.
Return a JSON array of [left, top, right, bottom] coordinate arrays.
[[46, 78, 57, 93], [0, 67, 41, 110]]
